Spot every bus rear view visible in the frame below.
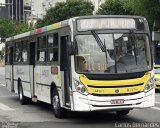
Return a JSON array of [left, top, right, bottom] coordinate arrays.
[[71, 16, 154, 115]]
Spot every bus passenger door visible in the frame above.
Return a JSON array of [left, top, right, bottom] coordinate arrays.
[[60, 36, 71, 106], [29, 42, 35, 98]]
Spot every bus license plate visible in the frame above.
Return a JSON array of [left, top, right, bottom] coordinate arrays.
[[111, 99, 124, 104]]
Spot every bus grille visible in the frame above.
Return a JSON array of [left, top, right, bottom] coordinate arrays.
[[87, 83, 144, 88], [91, 92, 142, 96]]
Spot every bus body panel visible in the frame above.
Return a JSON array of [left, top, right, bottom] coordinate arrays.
[[5, 65, 13, 92], [29, 65, 34, 97], [13, 65, 31, 98], [72, 89, 155, 111], [34, 65, 62, 104], [5, 16, 154, 115], [71, 68, 155, 111]]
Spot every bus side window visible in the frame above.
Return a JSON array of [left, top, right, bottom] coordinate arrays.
[[60, 35, 69, 71], [22, 40, 28, 62], [47, 33, 58, 62], [37, 36, 47, 62], [14, 42, 22, 62]]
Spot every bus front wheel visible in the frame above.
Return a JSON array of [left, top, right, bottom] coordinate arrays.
[[18, 82, 29, 105], [116, 110, 130, 116], [52, 88, 65, 118]]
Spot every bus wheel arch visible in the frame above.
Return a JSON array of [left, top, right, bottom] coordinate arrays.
[[50, 82, 66, 118], [50, 82, 56, 102], [17, 78, 30, 105], [17, 78, 22, 96]]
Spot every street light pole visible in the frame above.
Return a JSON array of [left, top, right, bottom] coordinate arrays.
[[16, 0, 17, 20], [11, 0, 13, 20], [30, 0, 33, 28]]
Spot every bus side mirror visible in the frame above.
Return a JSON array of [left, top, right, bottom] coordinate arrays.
[[68, 43, 74, 55]]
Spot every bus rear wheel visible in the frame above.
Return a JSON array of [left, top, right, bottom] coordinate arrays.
[[116, 110, 130, 116], [52, 88, 66, 118]]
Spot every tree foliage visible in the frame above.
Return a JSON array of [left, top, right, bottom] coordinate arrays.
[[35, 0, 94, 28], [97, 0, 133, 15], [35, 19, 45, 28], [0, 19, 31, 38], [97, 0, 160, 31], [122, 0, 160, 31]]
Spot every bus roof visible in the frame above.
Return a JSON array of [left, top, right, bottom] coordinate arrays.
[[6, 15, 146, 42], [6, 19, 69, 42]]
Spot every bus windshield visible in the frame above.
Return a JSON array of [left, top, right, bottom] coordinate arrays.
[[75, 33, 151, 74]]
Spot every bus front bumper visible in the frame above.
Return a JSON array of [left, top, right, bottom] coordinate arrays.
[[72, 89, 155, 111]]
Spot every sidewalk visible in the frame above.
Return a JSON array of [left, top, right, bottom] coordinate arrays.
[[0, 60, 4, 67]]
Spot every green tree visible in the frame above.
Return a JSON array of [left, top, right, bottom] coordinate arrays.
[[97, 0, 133, 15], [35, 0, 94, 28], [122, 0, 160, 31], [36, 19, 45, 29], [0, 19, 31, 38]]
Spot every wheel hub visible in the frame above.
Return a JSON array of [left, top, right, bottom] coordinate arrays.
[[52, 95, 59, 112], [19, 87, 22, 100]]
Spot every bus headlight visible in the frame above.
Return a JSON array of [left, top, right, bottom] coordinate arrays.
[[144, 78, 154, 93], [74, 79, 88, 96]]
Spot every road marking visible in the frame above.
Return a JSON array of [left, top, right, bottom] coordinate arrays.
[[0, 103, 14, 111], [152, 106, 160, 111], [0, 83, 5, 87], [0, 95, 18, 98], [155, 102, 160, 105]]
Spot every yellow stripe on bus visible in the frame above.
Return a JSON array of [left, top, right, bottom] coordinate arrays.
[[79, 72, 150, 94], [47, 22, 61, 31]]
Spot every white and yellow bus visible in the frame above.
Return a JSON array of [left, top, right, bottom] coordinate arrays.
[[5, 15, 155, 118]]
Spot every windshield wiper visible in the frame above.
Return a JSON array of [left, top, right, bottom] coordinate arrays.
[[91, 30, 108, 64], [91, 30, 106, 52], [130, 30, 138, 65]]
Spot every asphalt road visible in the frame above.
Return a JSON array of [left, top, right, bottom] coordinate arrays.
[[0, 67, 160, 128], [0, 67, 5, 86]]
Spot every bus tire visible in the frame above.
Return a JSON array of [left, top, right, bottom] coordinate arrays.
[[155, 88, 160, 92], [116, 110, 130, 116], [18, 82, 29, 105], [52, 88, 66, 118]]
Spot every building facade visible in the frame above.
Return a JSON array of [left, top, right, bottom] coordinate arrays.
[[32, 0, 104, 19], [6, 0, 24, 22], [0, 5, 9, 19], [1, 0, 105, 22], [32, 0, 66, 19], [0, 0, 10, 19], [24, 0, 31, 23], [89, 0, 105, 14]]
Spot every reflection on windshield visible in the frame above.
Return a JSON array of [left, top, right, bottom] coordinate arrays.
[[75, 33, 151, 74]]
